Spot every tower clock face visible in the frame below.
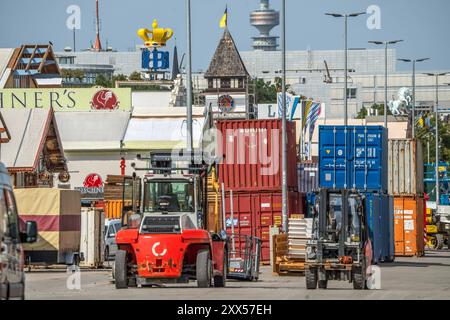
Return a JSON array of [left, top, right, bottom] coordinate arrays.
[[218, 95, 235, 113]]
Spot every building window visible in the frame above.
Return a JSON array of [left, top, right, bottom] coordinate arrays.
[[221, 79, 230, 89], [58, 57, 75, 65], [347, 88, 357, 99]]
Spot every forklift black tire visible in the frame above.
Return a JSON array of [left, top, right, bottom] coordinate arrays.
[[435, 234, 444, 250], [214, 251, 227, 288], [305, 267, 318, 290], [197, 249, 212, 288], [352, 267, 366, 290], [115, 250, 128, 289], [318, 280, 328, 289]]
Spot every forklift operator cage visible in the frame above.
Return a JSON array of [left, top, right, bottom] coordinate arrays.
[[309, 189, 367, 262]]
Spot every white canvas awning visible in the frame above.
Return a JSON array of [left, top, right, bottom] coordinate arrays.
[[0, 109, 51, 170], [123, 117, 204, 150], [55, 112, 130, 151], [0, 48, 14, 88]]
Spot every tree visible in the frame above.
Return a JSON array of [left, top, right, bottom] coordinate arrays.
[[355, 104, 392, 119], [72, 70, 85, 83], [129, 71, 142, 81], [95, 74, 110, 87], [111, 74, 128, 87], [372, 103, 392, 116], [356, 106, 368, 119], [253, 78, 277, 103], [274, 77, 291, 93], [95, 74, 128, 87], [61, 69, 73, 79], [416, 114, 450, 163]]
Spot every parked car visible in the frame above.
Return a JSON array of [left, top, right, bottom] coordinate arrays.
[[0, 163, 37, 300], [104, 219, 121, 261]]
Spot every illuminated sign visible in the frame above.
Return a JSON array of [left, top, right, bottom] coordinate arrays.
[[0, 88, 131, 111]]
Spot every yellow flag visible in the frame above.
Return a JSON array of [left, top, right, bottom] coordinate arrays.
[[220, 7, 227, 28], [419, 117, 424, 127]]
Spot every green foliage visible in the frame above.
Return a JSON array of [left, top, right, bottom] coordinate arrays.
[[61, 69, 85, 82], [95, 74, 111, 87], [95, 74, 128, 88], [128, 71, 142, 81], [356, 106, 368, 119], [355, 103, 392, 119], [253, 77, 294, 104], [416, 114, 450, 163], [253, 78, 277, 103]]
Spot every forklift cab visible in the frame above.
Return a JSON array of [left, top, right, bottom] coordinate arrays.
[[121, 170, 204, 230], [321, 193, 364, 244]]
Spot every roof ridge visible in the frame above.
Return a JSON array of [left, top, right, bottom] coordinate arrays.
[[205, 29, 249, 78]]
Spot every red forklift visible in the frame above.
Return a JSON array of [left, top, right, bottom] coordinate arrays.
[[114, 162, 229, 289]]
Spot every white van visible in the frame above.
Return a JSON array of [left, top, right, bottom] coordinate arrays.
[[0, 163, 37, 300]]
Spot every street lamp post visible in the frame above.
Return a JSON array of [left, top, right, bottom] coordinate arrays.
[[326, 12, 366, 126], [281, 0, 288, 233], [369, 40, 404, 128], [424, 72, 449, 206], [186, 0, 193, 159], [398, 58, 430, 138]]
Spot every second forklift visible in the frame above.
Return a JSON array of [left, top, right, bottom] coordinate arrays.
[[305, 189, 373, 290]]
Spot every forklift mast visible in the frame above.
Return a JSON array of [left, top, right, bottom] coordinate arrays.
[[314, 189, 367, 261]]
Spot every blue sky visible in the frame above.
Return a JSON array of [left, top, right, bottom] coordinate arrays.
[[1, 0, 449, 72]]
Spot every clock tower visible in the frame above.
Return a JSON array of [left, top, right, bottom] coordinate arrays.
[[204, 29, 255, 119]]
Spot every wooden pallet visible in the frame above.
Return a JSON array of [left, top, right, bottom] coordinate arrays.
[[272, 234, 307, 276], [278, 260, 306, 276]]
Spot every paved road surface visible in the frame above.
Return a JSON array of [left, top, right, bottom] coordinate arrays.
[[25, 250, 450, 300]]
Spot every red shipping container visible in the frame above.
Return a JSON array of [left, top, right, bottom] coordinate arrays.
[[217, 119, 298, 192], [223, 191, 304, 262]]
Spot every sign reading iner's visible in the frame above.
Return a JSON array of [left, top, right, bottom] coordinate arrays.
[[0, 88, 131, 111]]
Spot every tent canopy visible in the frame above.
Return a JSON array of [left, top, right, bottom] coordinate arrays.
[[55, 112, 130, 151], [123, 117, 204, 150]]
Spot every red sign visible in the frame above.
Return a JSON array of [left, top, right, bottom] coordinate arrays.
[[90, 90, 120, 110], [83, 173, 103, 188]]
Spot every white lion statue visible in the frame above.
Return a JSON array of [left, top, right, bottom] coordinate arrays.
[[388, 87, 413, 115]]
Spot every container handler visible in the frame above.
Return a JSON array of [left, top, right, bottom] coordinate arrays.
[[427, 206, 450, 249], [305, 189, 373, 290], [114, 165, 229, 289]]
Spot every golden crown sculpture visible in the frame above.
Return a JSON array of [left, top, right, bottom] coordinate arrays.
[[137, 19, 173, 48]]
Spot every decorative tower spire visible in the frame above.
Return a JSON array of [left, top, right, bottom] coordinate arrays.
[[172, 44, 180, 80], [93, 0, 102, 51]]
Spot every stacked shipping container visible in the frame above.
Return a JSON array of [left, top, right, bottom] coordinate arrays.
[[217, 119, 300, 262], [388, 139, 425, 257], [318, 125, 393, 264], [297, 161, 319, 194]]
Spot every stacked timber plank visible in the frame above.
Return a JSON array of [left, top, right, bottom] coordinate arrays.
[[273, 217, 313, 276], [104, 175, 132, 200]]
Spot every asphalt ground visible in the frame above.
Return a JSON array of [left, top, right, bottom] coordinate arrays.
[[25, 250, 450, 300]]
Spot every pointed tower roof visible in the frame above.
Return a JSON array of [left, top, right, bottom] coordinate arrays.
[[205, 29, 249, 78], [171, 45, 180, 80], [93, 0, 102, 51]]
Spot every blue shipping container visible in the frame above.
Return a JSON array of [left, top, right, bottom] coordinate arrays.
[[319, 126, 388, 191], [383, 196, 395, 262], [364, 192, 394, 264]]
